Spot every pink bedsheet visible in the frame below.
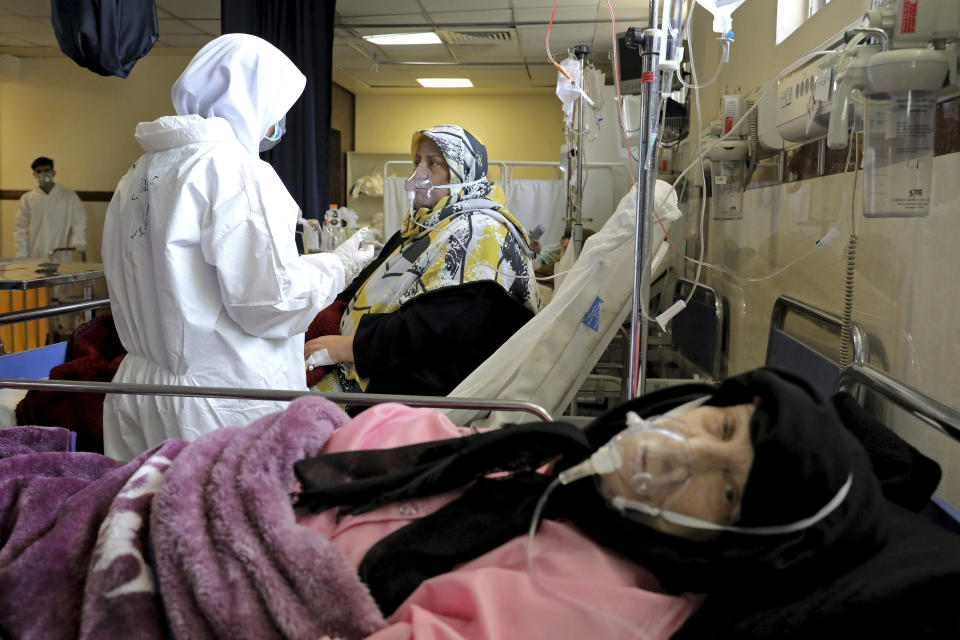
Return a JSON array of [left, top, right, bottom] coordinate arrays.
[[299, 404, 701, 640]]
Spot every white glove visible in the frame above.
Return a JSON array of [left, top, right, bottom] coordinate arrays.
[[305, 348, 335, 369], [332, 227, 375, 282]]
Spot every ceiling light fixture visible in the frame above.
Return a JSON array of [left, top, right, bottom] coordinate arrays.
[[363, 32, 441, 45], [417, 78, 474, 88]]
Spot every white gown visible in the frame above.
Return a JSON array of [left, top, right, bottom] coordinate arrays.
[[15, 183, 87, 258], [102, 35, 346, 460]]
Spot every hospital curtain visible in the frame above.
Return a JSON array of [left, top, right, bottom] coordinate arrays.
[[221, 0, 336, 220]]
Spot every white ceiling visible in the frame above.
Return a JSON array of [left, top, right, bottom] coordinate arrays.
[[0, 0, 649, 91], [335, 0, 647, 90]]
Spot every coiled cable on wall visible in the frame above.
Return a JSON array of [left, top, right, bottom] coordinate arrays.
[[839, 130, 860, 368], [839, 234, 858, 367]]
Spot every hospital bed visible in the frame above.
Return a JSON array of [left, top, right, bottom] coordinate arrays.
[[442, 180, 682, 428], [837, 362, 960, 531], [0, 297, 111, 426], [645, 278, 728, 390], [758, 296, 956, 526], [765, 295, 868, 397]]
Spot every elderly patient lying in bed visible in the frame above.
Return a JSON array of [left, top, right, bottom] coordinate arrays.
[[0, 368, 956, 639]]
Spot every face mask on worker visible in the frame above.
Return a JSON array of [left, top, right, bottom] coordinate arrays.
[[37, 171, 54, 186], [560, 410, 852, 536], [259, 116, 286, 153]]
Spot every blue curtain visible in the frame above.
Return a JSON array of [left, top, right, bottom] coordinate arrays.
[[221, 0, 336, 220]]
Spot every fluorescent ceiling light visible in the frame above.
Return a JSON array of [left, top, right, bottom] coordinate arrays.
[[363, 32, 441, 45], [417, 78, 473, 88]]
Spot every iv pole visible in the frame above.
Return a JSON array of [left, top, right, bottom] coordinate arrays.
[[627, 0, 682, 398], [571, 44, 590, 258]]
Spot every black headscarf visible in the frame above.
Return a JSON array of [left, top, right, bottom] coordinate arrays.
[[295, 369, 890, 615]]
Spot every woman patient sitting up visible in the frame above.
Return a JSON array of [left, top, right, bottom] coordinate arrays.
[[305, 124, 539, 396]]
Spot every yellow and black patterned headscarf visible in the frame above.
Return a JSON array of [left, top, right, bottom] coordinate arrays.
[[317, 124, 540, 393]]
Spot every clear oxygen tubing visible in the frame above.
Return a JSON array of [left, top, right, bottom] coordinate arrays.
[[525, 477, 656, 640]]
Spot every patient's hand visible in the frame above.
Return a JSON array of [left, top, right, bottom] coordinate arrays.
[[305, 334, 355, 364]]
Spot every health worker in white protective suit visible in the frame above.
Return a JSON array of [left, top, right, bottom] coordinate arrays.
[[102, 34, 373, 460]]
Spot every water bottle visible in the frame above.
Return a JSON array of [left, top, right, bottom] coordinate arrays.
[[321, 204, 340, 252]]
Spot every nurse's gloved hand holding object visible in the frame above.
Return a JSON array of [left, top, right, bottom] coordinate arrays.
[[332, 226, 375, 281]]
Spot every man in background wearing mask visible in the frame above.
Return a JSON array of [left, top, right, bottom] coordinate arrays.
[[14, 157, 87, 259]]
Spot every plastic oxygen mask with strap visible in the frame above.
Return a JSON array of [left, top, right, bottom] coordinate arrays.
[[559, 409, 853, 536], [404, 165, 487, 216], [560, 412, 694, 511]]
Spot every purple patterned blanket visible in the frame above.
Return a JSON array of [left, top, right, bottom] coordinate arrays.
[[0, 398, 386, 640]]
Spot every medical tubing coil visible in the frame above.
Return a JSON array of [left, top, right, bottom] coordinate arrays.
[[839, 234, 857, 368]]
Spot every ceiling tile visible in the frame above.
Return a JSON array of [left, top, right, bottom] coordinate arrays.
[[513, 6, 598, 23], [156, 0, 219, 20], [337, 13, 425, 27], [419, 0, 509, 11], [345, 69, 420, 87], [159, 34, 215, 48], [335, 0, 424, 18], [407, 65, 469, 78], [158, 19, 202, 35], [427, 10, 514, 25], [464, 67, 531, 87], [0, 0, 51, 17], [185, 19, 221, 35], [379, 44, 453, 62], [0, 16, 53, 33], [450, 42, 522, 62]]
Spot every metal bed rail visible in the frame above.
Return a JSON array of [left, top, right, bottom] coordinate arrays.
[[384, 159, 510, 182], [383, 160, 628, 184], [765, 295, 869, 365], [0, 298, 111, 355], [0, 298, 110, 325], [835, 362, 960, 445], [0, 378, 553, 423]]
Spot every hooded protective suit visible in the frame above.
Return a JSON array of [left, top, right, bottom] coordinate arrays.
[[102, 34, 347, 460]]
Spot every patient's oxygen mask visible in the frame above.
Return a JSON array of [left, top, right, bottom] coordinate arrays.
[[404, 167, 488, 215], [560, 412, 693, 512], [560, 410, 853, 535]]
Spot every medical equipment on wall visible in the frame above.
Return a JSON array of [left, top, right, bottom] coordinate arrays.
[[827, 0, 960, 218], [703, 94, 749, 219]]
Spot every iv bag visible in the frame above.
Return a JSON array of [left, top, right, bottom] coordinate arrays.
[[695, 0, 747, 34], [583, 66, 606, 112]]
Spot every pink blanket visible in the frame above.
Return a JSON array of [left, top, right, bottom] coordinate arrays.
[[299, 403, 701, 640]]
